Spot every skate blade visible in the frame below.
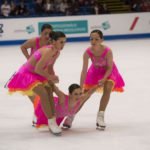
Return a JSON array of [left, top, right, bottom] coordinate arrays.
[[32, 122, 36, 127], [53, 132, 62, 136], [96, 123, 106, 130], [96, 123, 106, 131], [62, 124, 71, 130], [96, 126, 106, 130], [62, 126, 70, 131], [49, 129, 62, 136]]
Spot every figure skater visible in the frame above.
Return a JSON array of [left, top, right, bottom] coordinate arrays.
[[34, 83, 99, 128], [64, 29, 125, 130], [6, 31, 66, 135]]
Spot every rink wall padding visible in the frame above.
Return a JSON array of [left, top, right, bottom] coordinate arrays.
[[0, 12, 150, 46], [0, 33, 150, 46]]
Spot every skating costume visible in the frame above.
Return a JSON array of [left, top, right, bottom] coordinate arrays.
[[35, 95, 81, 128], [7, 45, 55, 96], [83, 47, 125, 92], [30, 37, 40, 56]]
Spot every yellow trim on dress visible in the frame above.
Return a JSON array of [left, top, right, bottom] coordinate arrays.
[[8, 81, 49, 96], [83, 79, 124, 93]]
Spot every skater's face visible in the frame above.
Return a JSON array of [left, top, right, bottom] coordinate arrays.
[[41, 28, 52, 41], [90, 32, 103, 47], [71, 88, 82, 101], [54, 37, 66, 50]]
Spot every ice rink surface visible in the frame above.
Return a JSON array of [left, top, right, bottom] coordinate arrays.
[[0, 39, 150, 150]]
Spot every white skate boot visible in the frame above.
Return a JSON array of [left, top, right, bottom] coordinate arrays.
[[63, 116, 75, 129], [48, 117, 62, 136], [96, 111, 106, 130]]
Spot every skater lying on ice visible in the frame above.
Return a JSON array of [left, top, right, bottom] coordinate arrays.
[[34, 83, 99, 129]]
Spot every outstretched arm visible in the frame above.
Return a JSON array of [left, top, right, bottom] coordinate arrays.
[[75, 85, 99, 114], [80, 84, 99, 105], [51, 84, 66, 105]]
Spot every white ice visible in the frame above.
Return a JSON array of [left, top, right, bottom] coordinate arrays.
[[0, 39, 150, 150]]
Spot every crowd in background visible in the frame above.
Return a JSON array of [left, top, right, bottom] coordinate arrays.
[[123, 0, 150, 12], [0, 0, 150, 18]]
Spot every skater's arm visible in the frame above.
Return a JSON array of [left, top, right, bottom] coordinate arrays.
[[80, 84, 99, 103], [34, 48, 57, 81], [52, 84, 66, 104], [80, 52, 89, 89], [20, 38, 35, 59], [47, 52, 60, 75], [74, 85, 99, 114]]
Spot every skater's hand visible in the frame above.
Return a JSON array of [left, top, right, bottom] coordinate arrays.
[[48, 75, 59, 85], [53, 75, 59, 83], [98, 78, 106, 86], [48, 79, 54, 85]]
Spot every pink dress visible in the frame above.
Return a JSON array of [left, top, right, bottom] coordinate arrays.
[[30, 37, 40, 56], [84, 47, 125, 92], [35, 95, 81, 127], [7, 45, 56, 96]]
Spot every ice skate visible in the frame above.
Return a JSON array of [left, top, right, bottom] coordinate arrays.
[[96, 111, 106, 130], [63, 116, 75, 129], [48, 117, 62, 136], [32, 113, 37, 127]]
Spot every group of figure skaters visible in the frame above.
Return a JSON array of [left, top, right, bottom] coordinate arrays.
[[6, 24, 125, 136]]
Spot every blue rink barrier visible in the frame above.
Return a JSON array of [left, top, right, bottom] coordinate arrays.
[[0, 33, 150, 46]]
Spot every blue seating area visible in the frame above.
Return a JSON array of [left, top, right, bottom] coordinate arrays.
[[0, 0, 97, 18], [1, 0, 149, 18]]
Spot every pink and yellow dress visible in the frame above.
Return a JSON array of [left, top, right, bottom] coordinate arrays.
[[35, 95, 81, 127], [84, 47, 125, 92], [7, 45, 57, 96]]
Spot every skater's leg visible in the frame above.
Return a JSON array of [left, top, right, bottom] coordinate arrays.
[[99, 81, 113, 111], [45, 86, 55, 116], [28, 95, 36, 104], [33, 85, 54, 119], [33, 85, 61, 135], [97, 81, 113, 129]]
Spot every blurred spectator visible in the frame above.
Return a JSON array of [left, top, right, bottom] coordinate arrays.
[[10, 0, 17, 16], [78, 0, 85, 7], [66, 1, 74, 15], [93, 2, 107, 14], [34, 0, 44, 15], [16, 1, 29, 16], [59, 0, 68, 15], [84, 0, 90, 6], [103, 3, 109, 14], [44, 0, 54, 14], [0, 0, 11, 17], [131, 1, 141, 12], [91, 0, 97, 6], [140, 0, 150, 12], [71, 1, 79, 15], [53, 0, 62, 13]]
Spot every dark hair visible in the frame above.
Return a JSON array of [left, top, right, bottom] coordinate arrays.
[[49, 31, 66, 41], [90, 30, 103, 39], [68, 84, 81, 94], [41, 24, 53, 32]]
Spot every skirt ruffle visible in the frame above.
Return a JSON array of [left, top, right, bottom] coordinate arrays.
[[84, 79, 124, 93], [7, 68, 48, 96]]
